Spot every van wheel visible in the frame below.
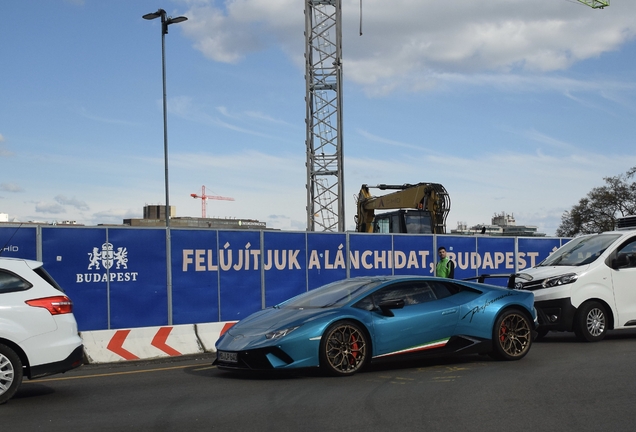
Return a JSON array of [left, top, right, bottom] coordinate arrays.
[[574, 301, 607, 342], [0, 344, 23, 404]]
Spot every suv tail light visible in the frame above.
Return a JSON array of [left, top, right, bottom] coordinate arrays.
[[26, 296, 73, 315]]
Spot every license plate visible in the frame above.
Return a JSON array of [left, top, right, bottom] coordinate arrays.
[[218, 351, 238, 363]]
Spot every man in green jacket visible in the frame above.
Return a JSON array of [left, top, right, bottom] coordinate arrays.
[[435, 246, 455, 278]]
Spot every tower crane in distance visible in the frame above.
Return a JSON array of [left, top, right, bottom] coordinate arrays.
[[576, 0, 609, 8], [190, 185, 234, 218]]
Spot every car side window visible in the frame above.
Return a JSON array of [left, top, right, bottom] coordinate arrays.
[[428, 281, 461, 299], [372, 282, 437, 306], [614, 238, 636, 269], [0, 270, 32, 293]]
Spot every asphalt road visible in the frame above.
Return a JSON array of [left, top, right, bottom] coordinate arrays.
[[4, 330, 636, 432]]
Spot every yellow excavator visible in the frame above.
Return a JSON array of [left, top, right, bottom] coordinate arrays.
[[355, 183, 451, 234]]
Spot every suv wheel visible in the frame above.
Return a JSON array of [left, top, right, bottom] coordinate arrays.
[[0, 344, 23, 404]]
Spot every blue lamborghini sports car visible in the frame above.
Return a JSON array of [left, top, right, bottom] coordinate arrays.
[[214, 276, 537, 376]]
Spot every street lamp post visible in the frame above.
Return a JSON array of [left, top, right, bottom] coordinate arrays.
[[143, 8, 187, 326], [143, 8, 187, 227]]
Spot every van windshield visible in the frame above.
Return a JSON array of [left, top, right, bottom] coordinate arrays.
[[539, 234, 621, 267]]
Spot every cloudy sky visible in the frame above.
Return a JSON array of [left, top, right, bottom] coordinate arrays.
[[2, 0, 636, 235]]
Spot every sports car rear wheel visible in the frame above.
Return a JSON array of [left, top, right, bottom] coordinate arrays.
[[491, 309, 532, 361], [320, 321, 368, 376]]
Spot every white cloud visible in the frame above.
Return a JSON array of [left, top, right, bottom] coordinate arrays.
[[181, 2, 275, 63], [55, 195, 90, 211], [91, 208, 140, 225], [180, 0, 636, 95], [356, 129, 424, 151], [0, 134, 14, 157], [0, 183, 23, 193], [5, 1, 636, 235], [35, 202, 66, 214], [77, 107, 140, 126], [343, 144, 636, 236], [167, 96, 293, 140]]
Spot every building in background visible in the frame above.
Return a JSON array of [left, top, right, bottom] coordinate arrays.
[[142, 204, 176, 221], [0, 212, 82, 226], [451, 212, 545, 237], [122, 205, 268, 230], [1, 206, 267, 230]]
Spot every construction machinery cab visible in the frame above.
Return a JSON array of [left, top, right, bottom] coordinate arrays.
[[355, 183, 450, 234], [371, 209, 436, 234]]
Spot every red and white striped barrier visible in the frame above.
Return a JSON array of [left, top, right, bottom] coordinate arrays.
[[194, 322, 237, 352], [80, 321, 236, 364]]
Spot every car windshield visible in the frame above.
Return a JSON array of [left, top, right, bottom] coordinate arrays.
[[279, 279, 382, 309], [539, 234, 621, 267]]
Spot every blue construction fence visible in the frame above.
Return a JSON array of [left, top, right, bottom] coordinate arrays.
[[0, 225, 568, 331]]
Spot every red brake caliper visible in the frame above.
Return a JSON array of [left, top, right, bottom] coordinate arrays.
[[350, 333, 359, 364], [500, 323, 507, 342]]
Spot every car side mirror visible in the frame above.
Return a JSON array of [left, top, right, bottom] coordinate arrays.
[[377, 299, 405, 317]]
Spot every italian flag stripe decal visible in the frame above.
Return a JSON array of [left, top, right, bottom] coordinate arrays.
[[374, 338, 450, 358]]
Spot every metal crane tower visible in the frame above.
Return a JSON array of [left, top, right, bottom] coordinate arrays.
[[304, 0, 345, 232]]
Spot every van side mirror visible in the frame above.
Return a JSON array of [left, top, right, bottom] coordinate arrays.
[[612, 254, 629, 269]]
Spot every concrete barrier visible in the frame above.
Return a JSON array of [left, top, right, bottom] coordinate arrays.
[[81, 321, 236, 364], [194, 322, 236, 352]]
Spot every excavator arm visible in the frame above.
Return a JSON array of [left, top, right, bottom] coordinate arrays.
[[355, 183, 450, 234]]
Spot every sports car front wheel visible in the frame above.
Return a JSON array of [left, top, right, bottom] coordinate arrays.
[[491, 309, 532, 361], [320, 321, 368, 376]]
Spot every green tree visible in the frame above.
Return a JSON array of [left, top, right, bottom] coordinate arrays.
[[556, 167, 636, 237]]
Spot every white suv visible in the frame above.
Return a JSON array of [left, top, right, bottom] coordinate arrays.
[[0, 258, 84, 404]]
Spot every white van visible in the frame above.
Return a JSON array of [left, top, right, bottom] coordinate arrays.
[[515, 220, 636, 342]]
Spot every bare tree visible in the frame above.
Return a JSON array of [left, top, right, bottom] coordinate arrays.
[[556, 167, 636, 237]]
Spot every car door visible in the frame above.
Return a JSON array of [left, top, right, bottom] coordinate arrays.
[[367, 281, 460, 357], [609, 236, 636, 327]]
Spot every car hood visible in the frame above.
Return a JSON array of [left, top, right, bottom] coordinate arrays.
[[226, 306, 334, 335], [518, 265, 587, 280]]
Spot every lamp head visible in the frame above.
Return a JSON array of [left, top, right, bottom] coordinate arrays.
[[142, 9, 165, 20], [143, 9, 186, 34], [168, 16, 188, 25]]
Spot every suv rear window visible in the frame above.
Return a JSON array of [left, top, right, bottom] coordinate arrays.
[[0, 270, 32, 293], [34, 267, 65, 293]]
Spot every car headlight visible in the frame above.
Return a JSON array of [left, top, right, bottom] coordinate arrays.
[[542, 273, 578, 288], [266, 325, 300, 340]]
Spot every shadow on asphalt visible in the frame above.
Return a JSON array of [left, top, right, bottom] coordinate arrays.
[[534, 328, 636, 343], [207, 353, 494, 381], [13, 383, 56, 401]]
